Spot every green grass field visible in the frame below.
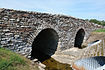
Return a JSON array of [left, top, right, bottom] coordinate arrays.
[[94, 29, 105, 32], [0, 47, 39, 70]]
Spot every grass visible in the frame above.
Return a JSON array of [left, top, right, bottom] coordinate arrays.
[[94, 29, 105, 32], [0, 47, 39, 70]]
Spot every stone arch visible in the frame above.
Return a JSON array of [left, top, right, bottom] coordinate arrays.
[[74, 28, 85, 48], [31, 28, 59, 62]]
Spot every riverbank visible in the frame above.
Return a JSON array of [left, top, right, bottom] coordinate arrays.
[[0, 48, 39, 70]]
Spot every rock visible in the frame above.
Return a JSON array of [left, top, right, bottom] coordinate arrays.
[[5, 33, 13, 35], [24, 55, 28, 58], [18, 46, 24, 49], [38, 66, 45, 70], [22, 52, 26, 55], [39, 63, 46, 68], [31, 61, 35, 65], [25, 48, 31, 52], [14, 35, 19, 38], [18, 50, 24, 54], [27, 55, 31, 59], [1, 41, 7, 44], [3, 29, 10, 32], [10, 19, 15, 21], [32, 59, 38, 62]]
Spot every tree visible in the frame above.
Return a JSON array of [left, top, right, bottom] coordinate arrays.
[[85, 19, 105, 26]]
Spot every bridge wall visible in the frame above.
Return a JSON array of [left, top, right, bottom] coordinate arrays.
[[0, 8, 102, 55]]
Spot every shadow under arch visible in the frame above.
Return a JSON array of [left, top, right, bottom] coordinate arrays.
[[31, 28, 59, 62], [74, 28, 85, 48]]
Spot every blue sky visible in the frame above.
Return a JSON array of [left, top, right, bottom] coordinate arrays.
[[0, 0, 105, 20]]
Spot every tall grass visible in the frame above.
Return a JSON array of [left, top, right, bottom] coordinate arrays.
[[0, 48, 26, 70]]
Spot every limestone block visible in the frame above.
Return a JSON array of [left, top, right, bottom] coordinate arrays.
[[1, 41, 8, 44]]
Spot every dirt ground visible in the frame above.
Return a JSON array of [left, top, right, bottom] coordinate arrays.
[[84, 32, 105, 46]]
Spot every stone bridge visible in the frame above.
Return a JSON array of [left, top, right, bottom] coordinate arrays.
[[0, 8, 103, 61]]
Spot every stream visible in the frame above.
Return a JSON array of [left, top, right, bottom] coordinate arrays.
[[42, 57, 73, 70]]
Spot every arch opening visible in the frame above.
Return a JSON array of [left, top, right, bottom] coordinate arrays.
[[74, 28, 85, 48], [31, 28, 59, 62]]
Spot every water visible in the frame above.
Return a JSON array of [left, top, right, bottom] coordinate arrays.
[[42, 57, 73, 70]]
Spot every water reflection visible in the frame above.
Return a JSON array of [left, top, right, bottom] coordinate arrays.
[[42, 57, 73, 70]]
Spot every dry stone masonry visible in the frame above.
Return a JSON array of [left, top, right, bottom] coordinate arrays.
[[0, 8, 103, 57]]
